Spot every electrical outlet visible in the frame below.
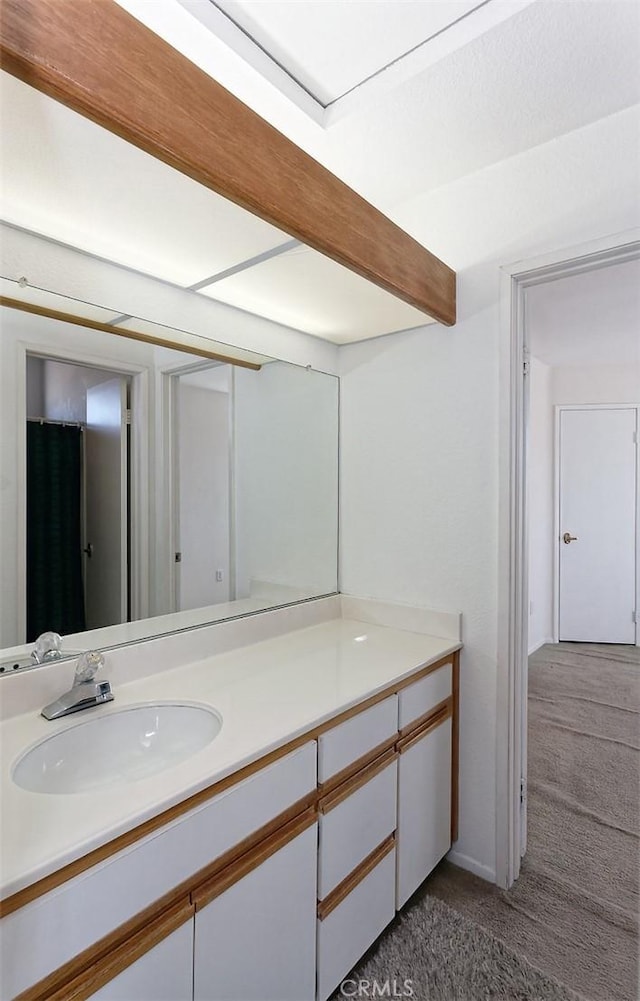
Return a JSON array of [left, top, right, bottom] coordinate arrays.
[[216, 570, 224, 582]]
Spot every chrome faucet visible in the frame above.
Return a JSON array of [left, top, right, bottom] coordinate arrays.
[[42, 651, 113, 721]]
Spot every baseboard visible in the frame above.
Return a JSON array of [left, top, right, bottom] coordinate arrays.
[[446, 849, 496, 884], [527, 636, 553, 656]]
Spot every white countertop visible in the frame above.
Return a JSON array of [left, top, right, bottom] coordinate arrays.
[[0, 614, 460, 900]]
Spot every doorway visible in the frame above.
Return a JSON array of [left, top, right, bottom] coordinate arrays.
[[169, 363, 232, 614], [25, 354, 132, 637], [497, 233, 640, 888]]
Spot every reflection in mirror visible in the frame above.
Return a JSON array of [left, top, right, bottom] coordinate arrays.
[[0, 300, 339, 663]]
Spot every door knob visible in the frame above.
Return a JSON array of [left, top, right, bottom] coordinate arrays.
[[562, 532, 578, 544], [83, 543, 94, 558]]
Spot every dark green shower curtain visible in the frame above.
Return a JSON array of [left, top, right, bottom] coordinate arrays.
[[26, 422, 86, 642]]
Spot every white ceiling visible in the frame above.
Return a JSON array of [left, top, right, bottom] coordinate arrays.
[[527, 259, 640, 368], [142, 0, 640, 211], [2, 0, 639, 346], [208, 0, 483, 105]]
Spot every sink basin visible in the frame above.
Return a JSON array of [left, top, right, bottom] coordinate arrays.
[[13, 703, 222, 794]]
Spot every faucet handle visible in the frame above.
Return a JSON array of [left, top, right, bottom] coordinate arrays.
[[32, 631, 62, 664], [74, 650, 105, 684]]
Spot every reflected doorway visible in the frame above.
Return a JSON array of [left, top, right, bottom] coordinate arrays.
[[26, 355, 132, 638], [171, 364, 232, 613]]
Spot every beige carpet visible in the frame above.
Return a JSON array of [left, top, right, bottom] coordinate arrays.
[[332, 894, 585, 1001], [427, 642, 640, 1001]]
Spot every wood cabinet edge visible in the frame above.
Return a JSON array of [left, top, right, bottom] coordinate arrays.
[[319, 748, 397, 815], [192, 806, 317, 911], [317, 835, 396, 921], [15, 898, 195, 1001]]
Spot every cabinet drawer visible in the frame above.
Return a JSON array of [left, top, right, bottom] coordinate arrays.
[[318, 695, 398, 783], [318, 753, 397, 900], [316, 840, 396, 1001], [398, 663, 452, 731], [1, 743, 316, 999]]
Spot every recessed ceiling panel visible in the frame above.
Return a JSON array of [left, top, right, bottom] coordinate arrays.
[[198, 244, 435, 343], [0, 71, 291, 287], [213, 0, 483, 105]]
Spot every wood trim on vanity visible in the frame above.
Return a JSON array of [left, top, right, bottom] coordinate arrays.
[[0, 652, 459, 916], [393, 654, 455, 694], [0, 752, 314, 917], [12, 796, 317, 1001], [183, 791, 318, 896], [398, 696, 453, 740], [317, 835, 396, 921], [319, 748, 397, 815], [0, 297, 263, 371], [0, 0, 456, 325], [318, 735, 397, 798], [15, 898, 195, 1001], [396, 703, 451, 755], [192, 806, 316, 912], [451, 651, 460, 842]]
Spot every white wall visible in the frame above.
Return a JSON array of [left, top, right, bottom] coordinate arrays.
[[552, 365, 640, 406], [527, 358, 554, 654], [42, 359, 119, 423], [340, 302, 499, 880], [340, 106, 640, 880], [178, 382, 230, 610], [26, 356, 123, 424], [25, 356, 45, 417]]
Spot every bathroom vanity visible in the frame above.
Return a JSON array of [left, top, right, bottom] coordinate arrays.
[[0, 597, 461, 1001]]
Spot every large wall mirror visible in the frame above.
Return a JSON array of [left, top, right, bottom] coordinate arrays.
[[0, 58, 354, 669], [0, 290, 339, 663]]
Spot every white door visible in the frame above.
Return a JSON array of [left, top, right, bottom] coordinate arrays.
[[176, 380, 230, 612], [558, 407, 637, 643], [85, 379, 128, 629]]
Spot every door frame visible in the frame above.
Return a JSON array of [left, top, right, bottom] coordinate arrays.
[[159, 360, 235, 616], [553, 403, 639, 645], [17, 340, 151, 638], [496, 229, 640, 889]]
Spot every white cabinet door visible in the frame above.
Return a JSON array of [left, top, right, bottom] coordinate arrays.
[[396, 715, 451, 909], [88, 920, 194, 1001], [194, 823, 317, 1001]]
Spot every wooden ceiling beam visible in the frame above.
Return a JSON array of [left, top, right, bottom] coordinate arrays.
[[0, 0, 456, 325]]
